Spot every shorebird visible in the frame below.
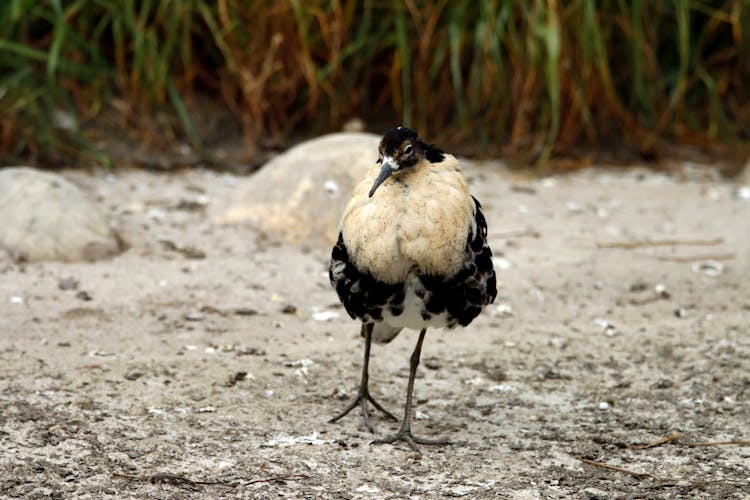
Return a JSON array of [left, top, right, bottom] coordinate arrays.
[[328, 126, 497, 451]]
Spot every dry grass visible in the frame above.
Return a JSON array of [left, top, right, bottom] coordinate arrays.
[[0, 0, 748, 167]]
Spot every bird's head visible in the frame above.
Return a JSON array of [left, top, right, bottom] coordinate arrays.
[[369, 126, 436, 198]]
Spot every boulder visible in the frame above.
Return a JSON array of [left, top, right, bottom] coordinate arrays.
[[216, 132, 380, 247], [0, 167, 122, 262]]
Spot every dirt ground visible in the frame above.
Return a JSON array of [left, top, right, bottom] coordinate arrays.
[[1, 162, 749, 499]]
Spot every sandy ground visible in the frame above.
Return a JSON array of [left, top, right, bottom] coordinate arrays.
[[1, 162, 749, 499]]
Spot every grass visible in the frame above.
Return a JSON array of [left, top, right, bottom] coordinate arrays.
[[0, 0, 748, 167]]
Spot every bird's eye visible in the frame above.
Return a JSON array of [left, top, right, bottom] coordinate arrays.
[[404, 145, 413, 155]]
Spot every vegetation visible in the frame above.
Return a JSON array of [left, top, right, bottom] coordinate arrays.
[[1, 0, 748, 167]]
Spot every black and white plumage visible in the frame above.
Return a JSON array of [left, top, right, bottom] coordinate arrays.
[[328, 126, 496, 452]]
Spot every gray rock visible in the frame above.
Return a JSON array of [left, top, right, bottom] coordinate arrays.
[[0, 167, 122, 262], [215, 132, 380, 247]]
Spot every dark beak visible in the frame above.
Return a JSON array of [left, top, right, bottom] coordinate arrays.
[[368, 158, 396, 197]]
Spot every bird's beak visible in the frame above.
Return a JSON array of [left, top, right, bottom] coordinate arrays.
[[368, 157, 397, 197]]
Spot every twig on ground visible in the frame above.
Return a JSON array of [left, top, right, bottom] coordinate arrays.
[[111, 471, 309, 489], [111, 472, 226, 490], [681, 440, 750, 447], [200, 304, 228, 316], [653, 253, 735, 262], [630, 291, 671, 305], [509, 185, 537, 194], [244, 474, 310, 485], [158, 239, 206, 259], [632, 433, 684, 450], [597, 238, 723, 249], [495, 229, 540, 239], [580, 459, 661, 480], [77, 364, 104, 371]]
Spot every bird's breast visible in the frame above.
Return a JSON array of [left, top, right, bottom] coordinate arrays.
[[341, 157, 474, 284]]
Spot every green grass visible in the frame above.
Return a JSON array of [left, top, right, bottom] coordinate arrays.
[[0, 0, 748, 167]]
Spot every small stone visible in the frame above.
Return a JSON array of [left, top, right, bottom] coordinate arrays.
[[184, 311, 204, 321], [58, 277, 79, 290], [424, 357, 441, 370], [537, 368, 567, 380], [174, 198, 209, 211], [593, 318, 618, 336], [323, 180, 339, 195], [236, 346, 265, 356], [691, 260, 724, 276], [223, 371, 248, 387], [652, 379, 674, 389], [281, 304, 298, 314], [146, 208, 166, 221], [566, 201, 584, 213], [493, 303, 514, 317], [178, 246, 206, 260], [312, 310, 339, 322], [124, 370, 145, 381]]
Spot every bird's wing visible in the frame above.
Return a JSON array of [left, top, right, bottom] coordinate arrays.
[[329, 232, 404, 328], [419, 197, 497, 326], [464, 197, 497, 307]]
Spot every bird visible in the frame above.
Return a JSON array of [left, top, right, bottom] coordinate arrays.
[[328, 126, 497, 452]]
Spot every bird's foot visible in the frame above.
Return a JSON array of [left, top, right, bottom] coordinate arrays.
[[329, 390, 398, 433], [370, 429, 451, 454]]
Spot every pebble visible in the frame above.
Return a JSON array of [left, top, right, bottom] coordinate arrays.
[[58, 277, 79, 290], [185, 311, 204, 321]]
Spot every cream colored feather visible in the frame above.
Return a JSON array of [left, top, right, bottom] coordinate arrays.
[[341, 154, 474, 284]]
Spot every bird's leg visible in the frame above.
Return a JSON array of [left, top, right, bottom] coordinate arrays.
[[371, 329, 451, 453], [329, 323, 397, 433]]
